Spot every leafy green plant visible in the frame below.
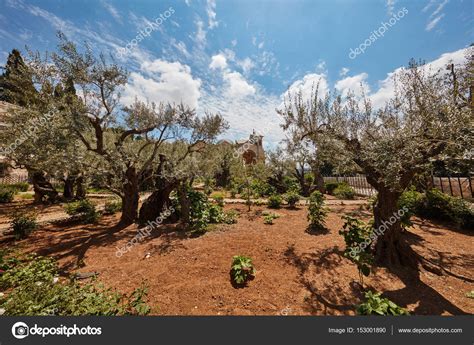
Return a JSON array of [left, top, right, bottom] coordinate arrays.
[[333, 184, 355, 200], [0, 254, 151, 316], [267, 194, 282, 209], [222, 210, 239, 224], [64, 199, 100, 223], [0, 183, 29, 193], [284, 191, 300, 208], [212, 192, 225, 207], [11, 213, 37, 239], [263, 212, 280, 225], [400, 188, 474, 230], [339, 216, 374, 285], [397, 188, 423, 227], [324, 181, 343, 195], [466, 291, 474, 299], [103, 200, 122, 215], [357, 291, 409, 315], [307, 191, 327, 230], [0, 188, 14, 203], [230, 255, 255, 285], [251, 180, 275, 197]]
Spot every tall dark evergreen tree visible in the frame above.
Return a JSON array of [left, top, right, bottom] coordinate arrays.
[[0, 49, 37, 106]]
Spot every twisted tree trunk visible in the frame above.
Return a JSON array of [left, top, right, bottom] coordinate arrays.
[[119, 167, 139, 225]]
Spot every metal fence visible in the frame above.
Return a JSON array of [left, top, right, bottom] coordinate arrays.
[[323, 175, 474, 200]]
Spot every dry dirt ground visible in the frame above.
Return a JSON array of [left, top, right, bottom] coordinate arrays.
[[1, 201, 473, 316]]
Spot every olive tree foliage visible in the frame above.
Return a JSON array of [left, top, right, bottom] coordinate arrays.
[[0, 48, 92, 202], [277, 55, 473, 267], [16, 33, 228, 225]]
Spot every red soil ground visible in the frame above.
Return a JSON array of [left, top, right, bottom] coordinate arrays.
[[2, 202, 473, 315]]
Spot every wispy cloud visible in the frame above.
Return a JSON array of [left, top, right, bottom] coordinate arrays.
[[101, 0, 122, 23], [424, 0, 449, 31]]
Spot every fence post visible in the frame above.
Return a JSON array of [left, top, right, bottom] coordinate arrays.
[[457, 177, 464, 199], [448, 176, 453, 196]]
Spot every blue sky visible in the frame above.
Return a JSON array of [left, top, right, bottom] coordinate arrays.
[[0, 0, 472, 147]]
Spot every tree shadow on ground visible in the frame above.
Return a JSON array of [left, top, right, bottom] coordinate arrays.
[[381, 265, 470, 315], [283, 244, 355, 314], [305, 225, 330, 236]]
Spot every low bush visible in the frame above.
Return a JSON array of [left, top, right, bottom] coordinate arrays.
[[251, 180, 275, 198], [0, 183, 29, 193], [357, 291, 409, 316], [267, 194, 282, 209], [222, 210, 239, 224], [11, 213, 38, 239], [230, 255, 255, 285], [307, 191, 327, 230], [103, 200, 122, 215], [64, 199, 100, 223], [212, 192, 225, 207], [324, 181, 342, 195], [333, 184, 355, 200], [399, 188, 473, 230], [284, 191, 300, 208], [0, 254, 151, 315], [263, 212, 280, 225], [0, 188, 14, 203]]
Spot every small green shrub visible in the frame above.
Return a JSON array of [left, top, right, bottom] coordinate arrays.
[[0, 255, 151, 316], [230, 188, 237, 198], [284, 191, 300, 208], [267, 194, 282, 209], [263, 212, 280, 225], [222, 210, 239, 224], [324, 181, 342, 195], [251, 180, 275, 197], [230, 255, 255, 285], [400, 188, 474, 230], [357, 291, 409, 315], [64, 199, 99, 223], [333, 184, 355, 200], [0, 183, 29, 193], [0, 188, 14, 203], [212, 192, 225, 207], [339, 216, 374, 285], [397, 189, 423, 227], [104, 200, 122, 215], [307, 191, 327, 230], [11, 213, 37, 239]]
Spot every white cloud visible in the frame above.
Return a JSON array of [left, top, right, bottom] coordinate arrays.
[[386, 0, 396, 15], [237, 57, 255, 74], [231, 39, 237, 47], [101, 0, 122, 23], [431, 0, 449, 17], [285, 73, 329, 101], [19, 29, 32, 41], [335, 72, 370, 97], [426, 13, 445, 31], [223, 71, 256, 98], [122, 60, 202, 109], [425, 0, 449, 31], [209, 53, 228, 70], [339, 67, 350, 76], [370, 47, 468, 108], [194, 19, 207, 46], [206, 0, 218, 29], [258, 41, 264, 49]]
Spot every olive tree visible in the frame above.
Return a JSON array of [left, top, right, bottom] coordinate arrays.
[[278, 57, 473, 267]]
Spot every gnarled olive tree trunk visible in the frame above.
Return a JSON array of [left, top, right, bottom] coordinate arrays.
[[119, 166, 139, 225], [63, 176, 75, 199], [31, 171, 58, 203]]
